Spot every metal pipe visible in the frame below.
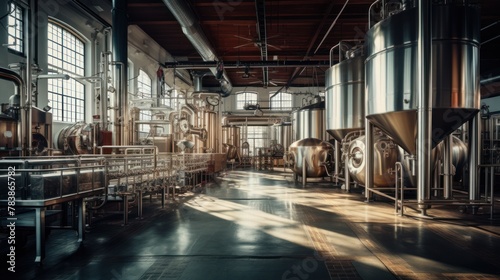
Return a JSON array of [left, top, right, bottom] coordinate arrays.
[[416, 0, 432, 214], [162, 0, 232, 96], [443, 134, 453, 199], [364, 120, 373, 201], [314, 0, 350, 55], [468, 114, 480, 201], [368, 0, 382, 29], [345, 152, 351, 192], [101, 28, 112, 130], [334, 140, 340, 184], [112, 0, 128, 145]]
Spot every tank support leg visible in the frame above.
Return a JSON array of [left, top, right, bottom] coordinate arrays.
[[302, 157, 307, 186]]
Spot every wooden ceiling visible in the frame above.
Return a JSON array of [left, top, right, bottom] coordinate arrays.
[[119, 0, 499, 95]]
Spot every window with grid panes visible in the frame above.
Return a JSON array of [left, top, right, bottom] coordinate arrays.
[[7, 3, 23, 54], [236, 91, 258, 110], [270, 91, 292, 110], [47, 22, 85, 122], [137, 70, 153, 134]]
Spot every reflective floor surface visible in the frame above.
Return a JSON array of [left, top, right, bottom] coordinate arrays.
[[1, 169, 500, 279]]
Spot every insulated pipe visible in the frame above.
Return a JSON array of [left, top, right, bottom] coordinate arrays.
[[163, 0, 232, 96], [112, 0, 128, 145], [417, 0, 432, 214]]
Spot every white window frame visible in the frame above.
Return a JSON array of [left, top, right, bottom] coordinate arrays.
[[7, 2, 24, 54], [47, 21, 86, 122], [270, 91, 292, 111], [137, 69, 153, 134], [236, 91, 258, 110]]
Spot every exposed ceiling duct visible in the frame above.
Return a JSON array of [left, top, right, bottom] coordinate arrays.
[[162, 0, 232, 97]]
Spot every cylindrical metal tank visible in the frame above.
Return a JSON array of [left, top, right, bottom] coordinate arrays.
[[365, 2, 480, 155], [200, 110, 217, 152], [271, 123, 292, 151], [325, 52, 365, 142], [289, 138, 334, 178], [347, 133, 399, 187], [222, 125, 240, 160], [293, 101, 326, 141], [222, 125, 240, 147]]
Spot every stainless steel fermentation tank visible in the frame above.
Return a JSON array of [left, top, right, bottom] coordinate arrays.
[[325, 52, 365, 142], [365, 2, 480, 155], [289, 138, 334, 178], [271, 123, 292, 151], [292, 101, 327, 141]]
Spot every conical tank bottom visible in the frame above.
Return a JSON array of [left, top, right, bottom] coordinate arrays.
[[367, 108, 478, 155], [327, 128, 362, 142]]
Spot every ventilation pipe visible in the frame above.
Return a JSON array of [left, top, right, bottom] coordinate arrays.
[[163, 0, 232, 97]]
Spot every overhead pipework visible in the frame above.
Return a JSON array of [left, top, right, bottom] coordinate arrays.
[[163, 0, 232, 97]]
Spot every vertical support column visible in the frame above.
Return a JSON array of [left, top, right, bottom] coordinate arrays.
[[365, 121, 373, 201], [302, 157, 307, 186], [443, 134, 453, 199], [138, 190, 143, 219], [417, 0, 432, 215], [468, 115, 480, 201], [34, 207, 46, 263], [112, 0, 128, 145], [122, 194, 129, 226], [345, 153, 351, 192], [78, 198, 85, 242], [334, 140, 340, 184]]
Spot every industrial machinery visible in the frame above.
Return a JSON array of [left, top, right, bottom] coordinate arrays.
[[288, 138, 335, 185], [56, 122, 95, 155]]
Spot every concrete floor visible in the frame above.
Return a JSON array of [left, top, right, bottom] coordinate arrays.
[[2, 169, 500, 279]]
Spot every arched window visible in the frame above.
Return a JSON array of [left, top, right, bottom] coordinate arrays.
[[270, 91, 292, 110], [137, 69, 152, 134], [7, 2, 24, 54], [236, 91, 258, 110], [47, 21, 85, 122]]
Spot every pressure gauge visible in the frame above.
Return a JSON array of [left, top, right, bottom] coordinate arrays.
[[178, 118, 190, 133], [206, 96, 220, 106]]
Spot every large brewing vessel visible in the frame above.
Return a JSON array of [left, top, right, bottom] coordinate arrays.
[[292, 101, 326, 141], [289, 138, 334, 178], [271, 123, 292, 151], [365, 1, 480, 154], [325, 50, 365, 142]]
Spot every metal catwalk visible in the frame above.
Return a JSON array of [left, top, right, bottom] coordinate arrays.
[[2, 169, 500, 280]]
